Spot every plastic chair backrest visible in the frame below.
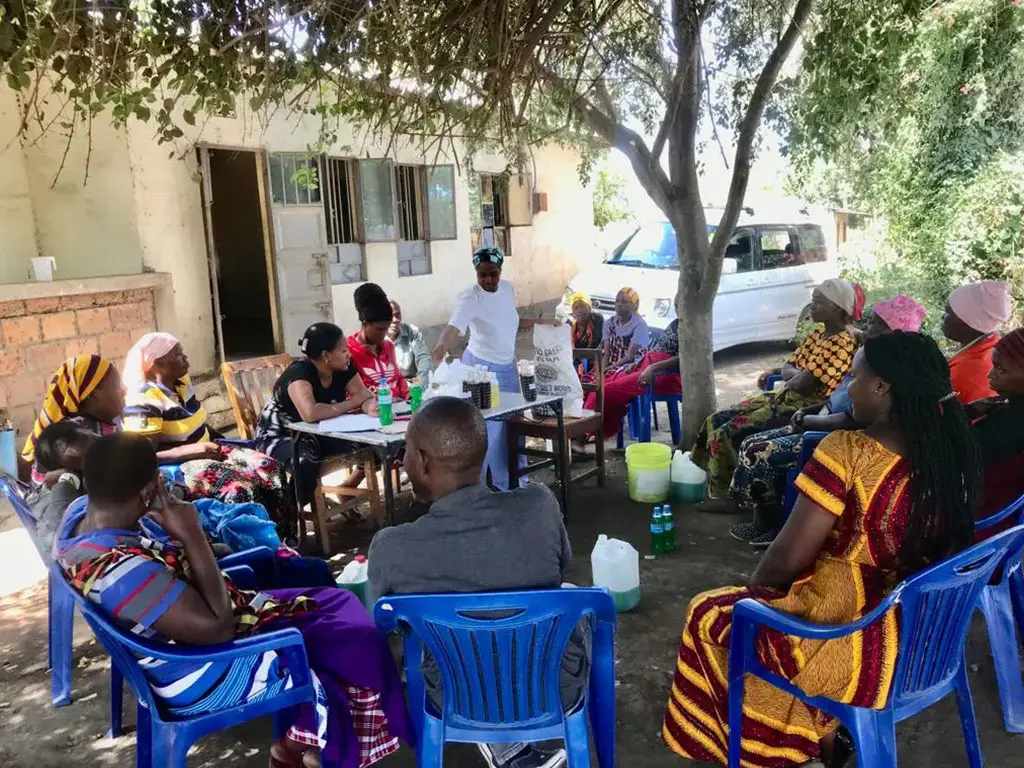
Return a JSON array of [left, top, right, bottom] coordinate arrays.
[[51, 564, 164, 715], [0, 474, 45, 560], [376, 589, 615, 732], [221, 354, 293, 439], [889, 525, 1024, 704], [976, 490, 1024, 532]]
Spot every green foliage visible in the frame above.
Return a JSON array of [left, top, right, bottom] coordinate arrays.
[[789, 0, 1024, 329], [592, 169, 634, 231]]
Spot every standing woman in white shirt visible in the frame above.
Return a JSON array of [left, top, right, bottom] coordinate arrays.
[[432, 246, 550, 489]]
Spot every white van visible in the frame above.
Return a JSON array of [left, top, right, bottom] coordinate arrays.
[[561, 207, 839, 350]]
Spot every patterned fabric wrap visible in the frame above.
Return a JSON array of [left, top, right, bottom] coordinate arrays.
[[786, 327, 858, 396], [728, 425, 804, 509], [664, 430, 909, 766], [691, 388, 823, 498], [23, 355, 113, 462], [178, 447, 292, 525]]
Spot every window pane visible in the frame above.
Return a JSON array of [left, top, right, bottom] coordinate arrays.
[[426, 166, 456, 240], [759, 229, 796, 270], [269, 155, 285, 204], [725, 230, 755, 272], [359, 160, 395, 241], [283, 156, 298, 205], [468, 173, 483, 230]]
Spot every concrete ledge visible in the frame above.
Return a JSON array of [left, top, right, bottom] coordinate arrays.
[[0, 272, 172, 302]]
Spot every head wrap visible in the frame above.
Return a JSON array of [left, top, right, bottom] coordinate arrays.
[[995, 328, 1024, 372], [618, 286, 640, 311], [817, 278, 866, 321], [568, 291, 591, 309], [353, 282, 393, 324], [472, 246, 504, 269], [872, 295, 927, 333], [949, 280, 1012, 334], [123, 332, 179, 389], [22, 355, 114, 462]]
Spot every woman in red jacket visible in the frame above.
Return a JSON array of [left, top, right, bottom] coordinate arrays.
[[347, 283, 410, 401]]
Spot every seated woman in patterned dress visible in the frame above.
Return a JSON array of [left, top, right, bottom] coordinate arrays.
[[121, 333, 294, 532], [729, 295, 927, 547], [55, 434, 410, 768], [663, 331, 981, 768], [600, 286, 650, 374], [691, 278, 863, 501]]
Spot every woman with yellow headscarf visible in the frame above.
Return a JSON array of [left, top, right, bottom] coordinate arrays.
[[569, 292, 604, 351], [22, 355, 126, 484]]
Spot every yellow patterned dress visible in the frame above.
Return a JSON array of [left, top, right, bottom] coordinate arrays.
[[692, 327, 858, 497], [664, 431, 909, 767]]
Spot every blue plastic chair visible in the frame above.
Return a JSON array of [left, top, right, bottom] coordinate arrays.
[[52, 565, 319, 768], [975, 491, 1024, 733], [0, 477, 318, 732], [779, 431, 829, 521], [374, 588, 617, 768], [727, 524, 1024, 768], [615, 373, 682, 447]]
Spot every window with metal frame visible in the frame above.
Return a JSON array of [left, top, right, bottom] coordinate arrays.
[[358, 159, 396, 241], [395, 164, 431, 276], [268, 153, 322, 206], [322, 157, 366, 284]]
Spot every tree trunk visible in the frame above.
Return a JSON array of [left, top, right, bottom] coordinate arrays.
[[675, 236, 716, 447]]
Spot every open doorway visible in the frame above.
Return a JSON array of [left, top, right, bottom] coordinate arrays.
[[199, 147, 278, 359]]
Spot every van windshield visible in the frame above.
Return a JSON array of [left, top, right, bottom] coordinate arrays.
[[608, 222, 716, 269]]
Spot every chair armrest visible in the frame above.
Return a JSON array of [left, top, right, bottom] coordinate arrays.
[[219, 546, 277, 569], [731, 593, 899, 641], [976, 491, 1024, 531], [223, 565, 256, 589]]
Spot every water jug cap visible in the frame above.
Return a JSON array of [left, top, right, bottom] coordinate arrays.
[[355, 554, 367, 563], [597, 534, 608, 543]]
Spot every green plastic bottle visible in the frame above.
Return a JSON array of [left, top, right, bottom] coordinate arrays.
[[377, 375, 393, 426], [663, 505, 676, 553], [650, 506, 665, 556]]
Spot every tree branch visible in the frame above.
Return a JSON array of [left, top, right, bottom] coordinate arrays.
[[708, 0, 813, 277]]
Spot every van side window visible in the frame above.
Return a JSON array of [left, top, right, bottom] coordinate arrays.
[[757, 228, 800, 270], [795, 224, 828, 263], [724, 230, 755, 273]]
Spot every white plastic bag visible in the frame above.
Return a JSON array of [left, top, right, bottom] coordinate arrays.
[[532, 323, 584, 418]]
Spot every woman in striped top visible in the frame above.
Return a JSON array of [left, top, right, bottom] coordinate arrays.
[[56, 434, 410, 768], [122, 333, 293, 530]]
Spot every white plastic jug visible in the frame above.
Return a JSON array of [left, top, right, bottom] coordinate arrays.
[[670, 450, 706, 503], [336, 555, 370, 609], [591, 535, 640, 612]]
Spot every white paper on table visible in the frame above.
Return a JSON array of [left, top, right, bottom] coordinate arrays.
[[318, 414, 382, 433], [316, 400, 412, 433]]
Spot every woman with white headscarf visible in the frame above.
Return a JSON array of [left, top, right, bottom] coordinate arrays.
[[121, 332, 294, 531], [691, 278, 864, 500]]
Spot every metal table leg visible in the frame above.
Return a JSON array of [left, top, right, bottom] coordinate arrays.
[[379, 444, 397, 527], [553, 399, 569, 518], [289, 430, 307, 550]]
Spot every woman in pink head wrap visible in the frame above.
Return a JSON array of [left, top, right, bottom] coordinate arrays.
[[729, 295, 927, 547], [121, 332, 295, 532], [943, 280, 1012, 405]]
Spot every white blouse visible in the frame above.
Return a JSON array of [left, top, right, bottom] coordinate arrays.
[[449, 280, 520, 365]]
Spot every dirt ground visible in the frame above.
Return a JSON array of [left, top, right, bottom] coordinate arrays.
[[1, 343, 1021, 767]]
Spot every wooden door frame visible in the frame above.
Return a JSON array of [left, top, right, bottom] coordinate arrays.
[[196, 143, 283, 363]]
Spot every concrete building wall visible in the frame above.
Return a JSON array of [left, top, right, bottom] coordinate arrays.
[[0, 92, 594, 379]]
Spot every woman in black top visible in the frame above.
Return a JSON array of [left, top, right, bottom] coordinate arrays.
[[256, 323, 377, 499]]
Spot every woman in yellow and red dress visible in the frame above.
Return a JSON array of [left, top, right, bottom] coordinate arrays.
[[664, 331, 981, 768]]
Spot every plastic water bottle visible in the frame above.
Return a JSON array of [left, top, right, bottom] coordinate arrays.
[[377, 375, 393, 426], [663, 505, 676, 553], [336, 554, 370, 609], [650, 506, 665, 556]]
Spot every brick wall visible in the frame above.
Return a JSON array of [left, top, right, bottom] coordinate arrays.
[[0, 288, 158, 443]]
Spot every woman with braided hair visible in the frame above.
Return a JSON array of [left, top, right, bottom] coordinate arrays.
[[663, 331, 981, 768]]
